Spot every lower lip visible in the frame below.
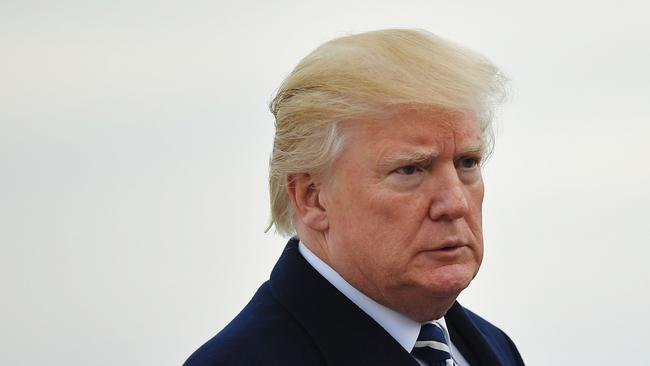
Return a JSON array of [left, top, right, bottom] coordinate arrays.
[[423, 246, 467, 258]]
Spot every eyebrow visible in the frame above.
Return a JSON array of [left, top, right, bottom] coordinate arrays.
[[460, 144, 486, 156], [379, 149, 440, 169], [379, 143, 486, 168]]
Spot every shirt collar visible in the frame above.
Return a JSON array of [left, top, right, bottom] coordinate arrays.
[[299, 241, 450, 353]]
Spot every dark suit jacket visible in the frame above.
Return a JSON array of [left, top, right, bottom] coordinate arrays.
[[184, 238, 525, 366]]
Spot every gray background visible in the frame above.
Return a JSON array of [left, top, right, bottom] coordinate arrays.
[[2, 0, 649, 365]]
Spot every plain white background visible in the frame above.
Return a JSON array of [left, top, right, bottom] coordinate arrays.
[[2, 0, 649, 365]]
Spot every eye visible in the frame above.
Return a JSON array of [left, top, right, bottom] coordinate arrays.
[[395, 165, 421, 175], [457, 157, 480, 169], [386, 163, 427, 189]]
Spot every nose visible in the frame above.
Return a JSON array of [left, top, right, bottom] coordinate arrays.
[[428, 167, 470, 221]]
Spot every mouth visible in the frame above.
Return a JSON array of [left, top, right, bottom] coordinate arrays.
[[437, 240, 468, 250], [438, 245, 464, 252], [421, 240, 470, 254]]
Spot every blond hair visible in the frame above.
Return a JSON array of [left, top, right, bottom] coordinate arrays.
[[268, 29, 506, 236]]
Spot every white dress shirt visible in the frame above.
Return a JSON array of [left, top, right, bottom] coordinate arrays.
[[299, 241, 470, 366]]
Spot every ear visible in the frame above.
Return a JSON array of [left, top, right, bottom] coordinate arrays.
[[285, 173, 329, 232]]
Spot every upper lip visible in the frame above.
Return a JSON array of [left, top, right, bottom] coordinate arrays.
[[427, 240, 469, 251]]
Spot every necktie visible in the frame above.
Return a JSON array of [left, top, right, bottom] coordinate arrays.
[[411, 321, 455, 366]]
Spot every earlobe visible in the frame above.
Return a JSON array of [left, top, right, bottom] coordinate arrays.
[[285, 174, 329, 232]]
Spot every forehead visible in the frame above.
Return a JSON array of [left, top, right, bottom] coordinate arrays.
[[343, 106, 483, 151]]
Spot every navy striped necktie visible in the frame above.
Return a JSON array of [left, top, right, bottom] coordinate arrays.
[[411, 321, 455, 366]]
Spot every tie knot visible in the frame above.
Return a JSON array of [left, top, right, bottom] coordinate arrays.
[[411, 321, 454, 366], [418, 322, 448, 343]]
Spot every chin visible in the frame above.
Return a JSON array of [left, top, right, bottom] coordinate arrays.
[[424, 264, 477, 296]]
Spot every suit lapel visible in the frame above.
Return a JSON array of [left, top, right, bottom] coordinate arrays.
[[446, 302, 503, 366], [269, 238, 419, 366]]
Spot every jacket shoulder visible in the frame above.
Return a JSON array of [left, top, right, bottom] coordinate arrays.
[[183, 282, 324, 366]]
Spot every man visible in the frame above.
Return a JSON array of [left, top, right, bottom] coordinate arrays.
[[184, 29, 524, 366]]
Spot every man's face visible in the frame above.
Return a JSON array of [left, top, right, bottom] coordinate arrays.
[[319, 107, 485, 319]]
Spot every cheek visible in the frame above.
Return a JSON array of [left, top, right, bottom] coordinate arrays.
[[366, 183, 432, 220], [467, 178, 484, 219], [467, 182, 485, 257], [342, 187, 424, 252], [364, 191, 432, 262], [344, 181, 394, 220]]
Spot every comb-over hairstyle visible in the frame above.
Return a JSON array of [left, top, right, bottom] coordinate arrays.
[[268, 29, 507, 236]]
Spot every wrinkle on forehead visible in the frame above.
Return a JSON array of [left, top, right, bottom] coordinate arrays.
[[341, 104, 479, 137]]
